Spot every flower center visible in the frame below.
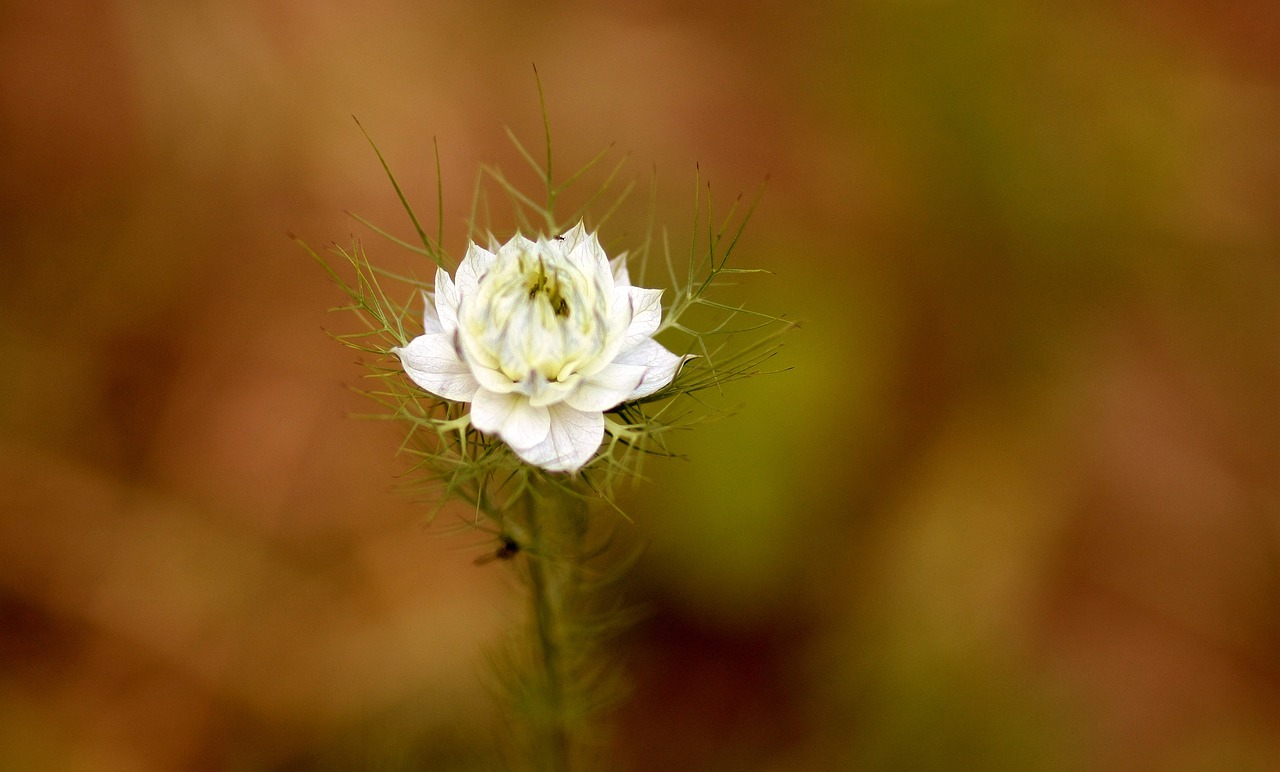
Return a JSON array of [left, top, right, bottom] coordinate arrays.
[[526, 261, 571, 318], [459, 244, 610, 391]]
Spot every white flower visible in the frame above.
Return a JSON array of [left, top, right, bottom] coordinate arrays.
[[393, 223, 684, 472]]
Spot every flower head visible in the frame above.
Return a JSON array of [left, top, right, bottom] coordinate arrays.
[[394, 223, 683, 471]]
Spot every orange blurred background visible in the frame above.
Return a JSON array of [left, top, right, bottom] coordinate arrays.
[[1, 1, 1276, 769]]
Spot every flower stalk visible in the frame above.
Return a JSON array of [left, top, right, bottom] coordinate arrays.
[[522, 481, 583, 771]]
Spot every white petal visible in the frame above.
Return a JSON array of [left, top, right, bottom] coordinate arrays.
[[609, 253, 631, 287], [434, 266, 460, 332], [527, 377, 577, 408], [471, 389, 550, 450], [512, 369, 548, 398], [621, 287, 664, 349], [470, 362, 519, 394], [574, 289, 633, 380], [558, 221, 589, 252], [565, 362, 647, 412], [393, 333, 479, 402], [599, 284, 635, 354], [420, 290, 444, 335], [515, 404, 604, 472], [456, 243, 496, 296], [565, 234, 610, 288], [583, 230, 614, 288], [502, 232, 538, 256], [613, 338, 685, 399]]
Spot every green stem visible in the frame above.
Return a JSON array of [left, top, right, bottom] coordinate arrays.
[[525, 493, 570, 771]]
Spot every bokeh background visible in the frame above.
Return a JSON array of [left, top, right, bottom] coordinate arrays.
[[2, 1, 1276, 769]]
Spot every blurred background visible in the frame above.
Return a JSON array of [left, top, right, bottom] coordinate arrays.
[[1, 1, 1276, 769]]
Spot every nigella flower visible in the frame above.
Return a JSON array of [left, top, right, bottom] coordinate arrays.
[[393, 223, 685, 472]]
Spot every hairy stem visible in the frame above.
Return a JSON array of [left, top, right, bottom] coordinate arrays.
[[525, 489, 569, 771], [519, 481, 589, 772]]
